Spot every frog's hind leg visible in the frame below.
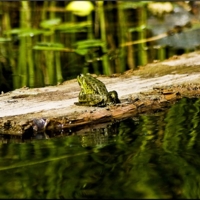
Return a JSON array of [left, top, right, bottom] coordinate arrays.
[[108, 90, 120, 104], [78, 94, 105, 106]]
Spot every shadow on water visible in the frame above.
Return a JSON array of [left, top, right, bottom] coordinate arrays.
[[1, 97, 200, 198]]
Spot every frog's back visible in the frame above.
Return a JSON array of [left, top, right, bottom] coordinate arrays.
[[85, 74, 108, 95]]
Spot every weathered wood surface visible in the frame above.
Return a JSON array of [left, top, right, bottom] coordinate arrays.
[[1, 51, 200, 135]]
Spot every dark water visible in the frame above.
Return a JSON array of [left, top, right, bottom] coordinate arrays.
[[1, 97, 200, 198]]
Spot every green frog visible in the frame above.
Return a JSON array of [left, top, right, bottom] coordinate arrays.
[[75, 74, 120, 107]]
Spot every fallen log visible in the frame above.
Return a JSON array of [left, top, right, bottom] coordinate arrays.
[[1, 51, 200, 135]]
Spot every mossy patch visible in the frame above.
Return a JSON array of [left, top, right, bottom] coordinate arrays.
[[125, 64, 200, 79]]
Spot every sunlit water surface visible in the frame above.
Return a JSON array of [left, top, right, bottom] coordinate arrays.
[[1, 97, 200, 198]]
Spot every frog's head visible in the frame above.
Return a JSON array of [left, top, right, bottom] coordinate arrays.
[[77, 74, 94, 94], [108, 90, 120, 104]]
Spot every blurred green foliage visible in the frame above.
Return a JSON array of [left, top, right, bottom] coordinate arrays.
[[0, 1, 198, 92]]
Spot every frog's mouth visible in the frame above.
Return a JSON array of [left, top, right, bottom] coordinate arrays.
[[77, 74, 83, 86], [77, 74, 88, 92]]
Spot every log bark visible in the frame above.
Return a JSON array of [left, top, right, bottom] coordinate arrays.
[[1, 51, 200, 135]]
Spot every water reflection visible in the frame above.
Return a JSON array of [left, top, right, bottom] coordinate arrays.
[[1, 97, 200, 198]]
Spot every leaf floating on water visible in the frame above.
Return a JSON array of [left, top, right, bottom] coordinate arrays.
[[56, 22, 91, 33], [74, 39, 104, 49], [35, 42, 64, 47], [65, 1, 94, 16], [6, 28, 45, 37], [33, 42, 74, 52], [40, 18, 62, 29], [0, 37, 11, 42]]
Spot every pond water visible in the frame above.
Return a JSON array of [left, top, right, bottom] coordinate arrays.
[[1, 97, 200, 198]]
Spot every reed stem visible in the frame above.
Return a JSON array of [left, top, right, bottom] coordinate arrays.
[[138, 6, 148, 66], [97, 1, 110, 75], [117, 2, 127, 73]]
